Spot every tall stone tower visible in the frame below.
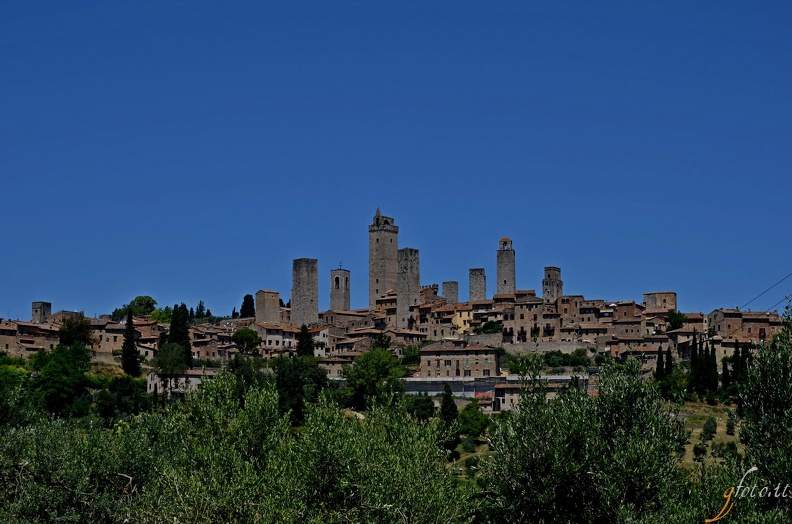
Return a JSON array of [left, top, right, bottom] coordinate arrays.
[[330, 268, 351, 311], [469, 268, 486, 302], [255, 290, 281, 324], [442, 281, 458, 305], [32, 301, 51, 323], [496, 237, 516, 295], [542, 266, 563, 304], [291, 258, 319, 326], [368, 209, 399, 310], [397, 248, 420, 328]]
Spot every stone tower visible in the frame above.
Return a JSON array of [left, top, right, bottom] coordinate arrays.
[[397, 248, 420, 328], [542, 266, 563, 304], [368, 209, 399, 310], [291, 258, 319, 326], [330, 268, 351, 311], [469, 268, 486, 302], [496, 237, 516, 295], [255, 290, 281, 324], [442, 281, 458, 305], [32, 301, 51, 323]]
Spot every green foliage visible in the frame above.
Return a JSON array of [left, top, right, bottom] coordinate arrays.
[[458, 401, 488, 437], [31, 343, 93, 416], [149, 305, 172, 323], [474, 320, 502, 334], [168, 303, 191, 367], [111, 295, 158, 321], [340, 348, 405, 411], [239, 293, 255, 319], [371, 332, 392, 350], [121, 309, 140, 376], [739, 311, 792, 512], [667, 309, 688, 331], [542, 348, 591, 369], [58, 314, 96, 347], [482, 359, 688, 523], [400, 344, 421, 366], [269, 356, 328, 426], [701, 417, 717, 441], [693, 442, 707, 462], [231, 327, 261, 355], [461, 435, 478, 453], [440, 384, 458, 426], [296, 324, 315, 357], [153, 342, 188, 392], [0, 373, 474, 523], [405, 393, 435, 421]]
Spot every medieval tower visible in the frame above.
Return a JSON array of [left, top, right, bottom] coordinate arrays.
[[442, 281, 458, 305], [368, 208, 399, 309], [542, 266, 563, 303], [496, 237, 516, 295], [330, 268, 351, 311], [397, 248, 420, 328], [31, 301, 51, 323], [469, 268, 486, 302], [255, 290, 281, 324], [291, 258, 319, 326]]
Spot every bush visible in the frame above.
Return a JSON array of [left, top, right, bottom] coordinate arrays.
[[726, 417, 735, 436], [461, 436, 478, 454], [693, 443, 708, 462], [701, 417, 717, 441]]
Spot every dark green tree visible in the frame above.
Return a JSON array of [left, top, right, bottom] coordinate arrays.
[[111, 295, 158, 321], [195, 300, 206, 318], [667, 309, 688, 331], [270, 356, 328, 425], [296, 325, 315, 357], [31, 343, 92, 416], [153, 342, 188, 396], [231, 307, 239, 319], [240, 294, 255, 319], [721, 357, 731, 390], [341, 348, 405, 411], [168, 304, 192, 368], [405, 393, 435, 421], [440, 384, 458, 426], [372, 332, 392, 350], [655, 346, 665, 380], [458, 401, 488, 437], [664, 345, 673, 378], [58, 313, 96, 347], [121, 309, 140, 376], [189, 307, 195, 323], [231, 328, 262, 356], [690, 331, 700, 393]]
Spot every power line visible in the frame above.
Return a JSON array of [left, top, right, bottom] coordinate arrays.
[[740, 271, 792, 310]]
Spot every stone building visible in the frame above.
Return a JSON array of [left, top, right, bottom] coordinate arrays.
[[369, 209, 399, 309], [442, 281, 458, 305], [255, 290, 281, 325], [542, 266, 563, 303], [397, 248, 420, 328], [496, 237, 516, 295], [419, 341, 499, 378], [469, 268, 486, 302], [330, 268, 351, 311], [291, 258, 318, 326], [31, 301, 52, 323]]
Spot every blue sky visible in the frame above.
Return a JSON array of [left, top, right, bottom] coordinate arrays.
[[2, 1, 791, 320]]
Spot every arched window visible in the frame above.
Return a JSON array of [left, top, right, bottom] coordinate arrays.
[[335, 276, 340, 289]]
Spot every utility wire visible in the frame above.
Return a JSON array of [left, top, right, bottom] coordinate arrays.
[[739, 271, 792, 310]]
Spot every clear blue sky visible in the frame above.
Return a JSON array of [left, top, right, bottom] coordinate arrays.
[[2, 1, 791, 320]]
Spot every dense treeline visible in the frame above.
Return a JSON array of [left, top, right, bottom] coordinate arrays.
[[2, 315, 792, 522]]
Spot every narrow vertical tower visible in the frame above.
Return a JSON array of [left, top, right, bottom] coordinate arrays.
[[496, 237, 516, 295], [469, 268, 486, 302], [542, 266, 563, 304], [368, 209, 399, 310], [255, 290, 281, 324], [292, 258, 319, 326], [442, 281, 458, 305], [397, 248, 420, 328], [32, 301, 52, 323], [330, 268, 351, 311]]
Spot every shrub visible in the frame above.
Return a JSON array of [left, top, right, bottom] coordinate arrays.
[[701, 417, 717, 441]]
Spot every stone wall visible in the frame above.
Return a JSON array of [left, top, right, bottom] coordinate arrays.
[[291, 258, 318, 326], [255, 290, 281, 324], [397, 248, 420, 328], [469, 268, 486, 302], [442, 281, 458, 305]]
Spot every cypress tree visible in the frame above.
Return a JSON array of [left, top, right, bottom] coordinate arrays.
[[121, 308, 141, 376], [440, 384, 458, 426], [240, 294, 255, 318], [656, 346, 665, 380], [296, 324, 315, 358], [665, 345, 673, 378], [732, 345, 742, 383], [169, 303, 192, 369], [690, 331, 700, 392], [189, 307, 195, 323], [708, 342, 718, 392]]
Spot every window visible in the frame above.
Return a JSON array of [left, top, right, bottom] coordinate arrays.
[[483, 369, 490, 377], [464, 370, 471, 377], [445, 360, 451, 366]]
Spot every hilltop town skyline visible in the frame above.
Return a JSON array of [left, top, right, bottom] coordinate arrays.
[[0, 207, 788, 322]]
